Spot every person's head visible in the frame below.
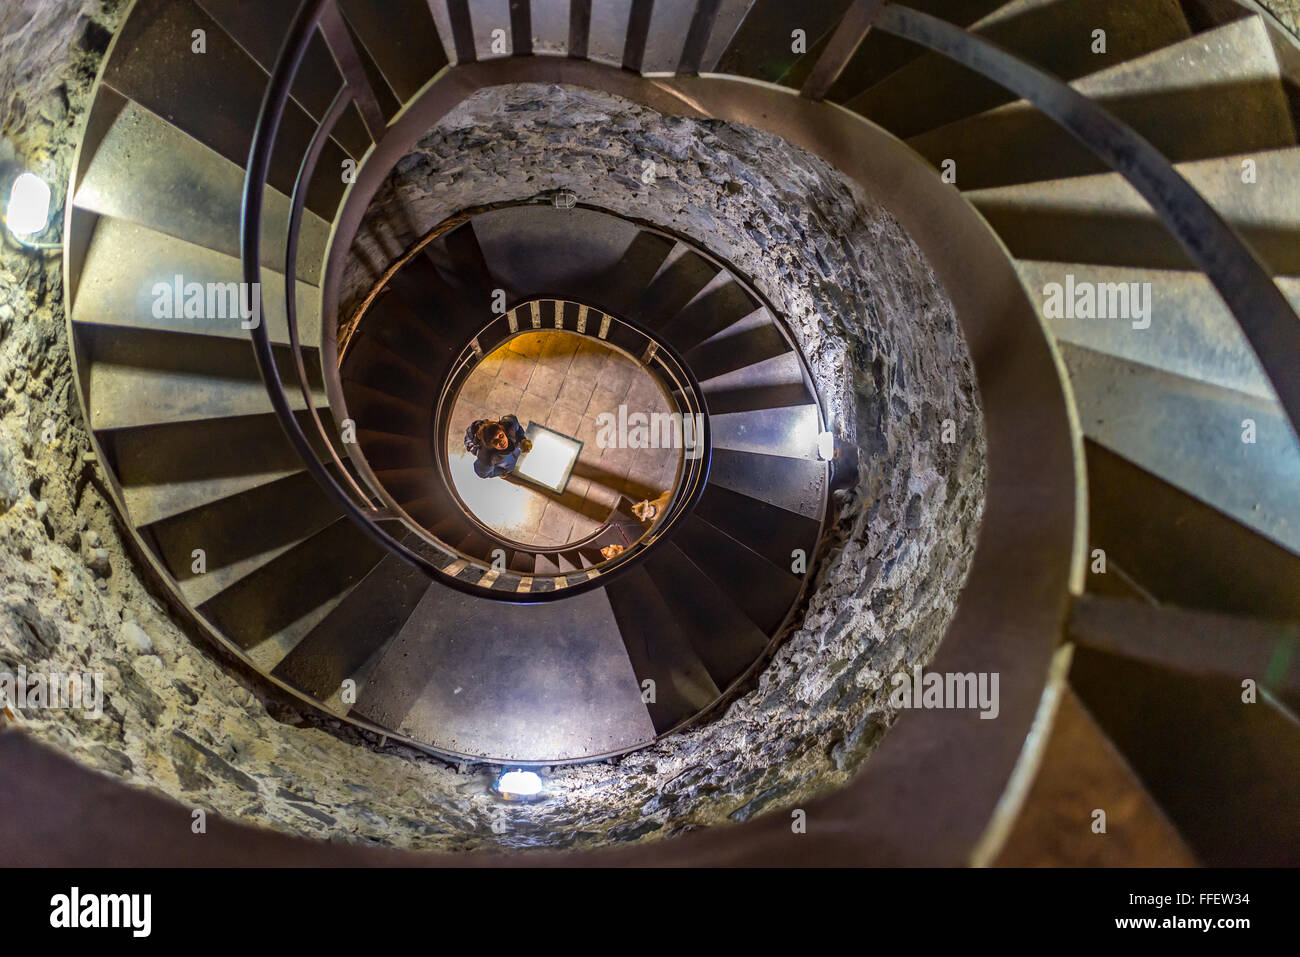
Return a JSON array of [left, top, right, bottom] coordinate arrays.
[[476, 420, 510, 451]]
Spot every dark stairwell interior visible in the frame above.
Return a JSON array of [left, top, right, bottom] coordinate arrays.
[[0, 0, 1296, 866]]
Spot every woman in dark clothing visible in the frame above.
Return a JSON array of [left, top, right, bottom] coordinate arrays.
[[466, 414, 532, 478]]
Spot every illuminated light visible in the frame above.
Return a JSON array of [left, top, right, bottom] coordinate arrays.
[[5, 172, 51, 237], [816, 431, 835, 461], [514, 423, 582, 495], [494, 769, 544, 800]]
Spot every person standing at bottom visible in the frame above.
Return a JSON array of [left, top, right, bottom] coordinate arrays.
[[466, 414, 532, 479]]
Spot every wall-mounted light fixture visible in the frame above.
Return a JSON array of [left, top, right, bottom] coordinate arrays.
[[492, 768, 545, 802], [1, 149, 61, 252]]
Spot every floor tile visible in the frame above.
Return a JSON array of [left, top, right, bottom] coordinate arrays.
[[587, 385, 623, 419], [570, 514, 601, 538], [599, 353, 638, 396], [526, 364, 565, 402], [477, 350, 505, 377], [498, 351, 536, 390], [538, 500, 575, 542], [556, 376, 596, 413], [484, 380, 523, 416], [458, 372, 496, 407], [539, 333, 579, 364], [584, 482, 621, 510], [509, 332, 546, 359], [625, 374, 665, 412], [516, 393, 553, 431], [546, 405, 583, 438], [568, 339, 608, 380]]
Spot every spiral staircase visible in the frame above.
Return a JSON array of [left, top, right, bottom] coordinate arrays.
[[43, 0, 1300, 864]]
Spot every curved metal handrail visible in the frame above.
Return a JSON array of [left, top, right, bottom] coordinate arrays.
[[242, 0, 486, 597], [873, 3, 1300, 441], [335, 198, 769, 576], [244, 0, 1300, 604], [241, 0, 716, 602], [283, 83, 372, 505], [416, 297, 710, 578]]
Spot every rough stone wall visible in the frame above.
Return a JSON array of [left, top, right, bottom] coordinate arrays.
[[334, 85, 986, 845], [0, 0, 101, 137], [2, 9, 982, 853], [1259, 0, 1300, 36], [0, 0, 512, 853]]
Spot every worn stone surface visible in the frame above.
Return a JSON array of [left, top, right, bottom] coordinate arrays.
[[0, 0, 100, 136], [331, 85, 987, 847], [1, 13, 984, 855], [0, 0, 514, 854], [1259, 0, 1300, 37]]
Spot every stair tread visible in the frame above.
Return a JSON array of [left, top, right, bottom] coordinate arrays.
[[699, 348, 807, 392], [101, 0, 348, 216], [694, 482, 823, 567], [640, 0, 702, 73], [1016, 260, 1300, 400], [682, 309, 788, 383], [658, 278, 759, 354], [514, 0, 572, 57], [73, 96, 330, 285], [273, 540, 432, 705], [672, 512, 804, 634], [847, 0, 1191, 139], [967, 147, 1300, 273], [337, 0, 449, 102], [708, 446, 827, 520], [469, 206, 653, 316], [355, 428, 432, 471], [198, 518, 386, 664], [1061, 341, 1300, 556], [385, 246, 488, 347], [908, 16, 1297, 191], [72, 217, 321, 346], [150, 469, 344, 607], [577, 0, 636, 69], [193, 0, 372, 158], [354, 583, 657, 761], [340, 330, 436, 406], [714, 0, 854, 85], [604, 565, 722, 734], [710, 403, 823, 461], [101, 410, 335, 527], [823, 0, 1013, 100], [340, 377, 431, 410], [641, 540, 772, 689], [632, 246, 721, 330], [428, 222, 502, 309], [79, 325, 328, 431]]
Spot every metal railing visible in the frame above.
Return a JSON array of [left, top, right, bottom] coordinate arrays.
[[241, 0, 1300, 607], [240, 0, 719, 601], [427, 297, 710, 568], [861, 2, 1300, 439]]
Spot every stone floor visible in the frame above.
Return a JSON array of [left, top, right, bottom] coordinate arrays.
[[447, 331, 681, 547]]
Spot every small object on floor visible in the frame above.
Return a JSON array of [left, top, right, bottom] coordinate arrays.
[[632, 490, 672, 524], [600, 544, 625, 560]]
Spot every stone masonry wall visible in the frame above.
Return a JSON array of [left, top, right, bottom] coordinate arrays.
[[333, 85, 987, 845], [1, 3, 983, 853]]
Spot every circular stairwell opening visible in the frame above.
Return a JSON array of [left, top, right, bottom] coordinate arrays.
[[35, 0, 997, 851], [444, 329, 682, 550], [317, 83, 988, 844]]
